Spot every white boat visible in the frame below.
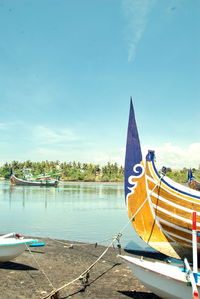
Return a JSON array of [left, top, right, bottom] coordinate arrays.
[[0, 233, 37, 262], [119, 255, 199, 299], [118, 211, 200, 298]]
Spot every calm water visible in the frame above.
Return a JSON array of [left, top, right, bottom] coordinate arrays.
[[0, 181, 146, 249]]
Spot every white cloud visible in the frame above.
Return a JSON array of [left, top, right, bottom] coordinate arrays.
[[142, 142, 200, 169], [28, 146, 125, 166], [0, 122, 13, 130], [122, 0, 157, 61], [1, 121, 199, 170], [94, 148, 125, 166], [32, 126, 78, 145]]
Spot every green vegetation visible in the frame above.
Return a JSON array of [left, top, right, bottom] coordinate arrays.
[[165, 167, 200, 184], [1, 160, 200, 184], [0, 160, 124, 182]]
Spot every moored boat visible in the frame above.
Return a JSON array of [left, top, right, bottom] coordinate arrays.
[[119, 212, 200, 299], [119, 255, 199, 299], [10, 174, 59, 187], [125, 99, 200, 260], [0, 233, 37, 262]]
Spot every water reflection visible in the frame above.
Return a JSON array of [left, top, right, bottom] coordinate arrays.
[[3, 182, 124, 210], [0, 181, 145, 248]]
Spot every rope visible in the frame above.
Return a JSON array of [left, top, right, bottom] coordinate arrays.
[[41, 171, 165, 298], [49, 236, 113, 247], [25, 244, 55, 290], [42, 233, 122, 299]]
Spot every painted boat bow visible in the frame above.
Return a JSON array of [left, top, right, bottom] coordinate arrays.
[[125, 100, 200, 260]]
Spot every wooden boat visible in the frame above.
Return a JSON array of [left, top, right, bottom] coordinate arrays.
[[188, 169, 200, 191], [10, 174, 59, 187], [125, 99, 200, 260], [0, 233, 37, 262], [119, 255, 199, 299]]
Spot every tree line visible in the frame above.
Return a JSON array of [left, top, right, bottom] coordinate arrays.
[[0, 160, 199, 183], [161, 167, 200, 184], [0, 160, 124, 182]]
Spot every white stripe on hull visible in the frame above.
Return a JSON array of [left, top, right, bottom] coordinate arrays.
[[146, 174, 200, 205], [152, 203, 197, 225], [157, 217, 192, 234], [162, 229, 192, 244], [150, 191, 197, 213]]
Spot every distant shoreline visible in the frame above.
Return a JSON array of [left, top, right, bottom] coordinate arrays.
[[1, 178, 123, 185], [61, 180, 123, 185]]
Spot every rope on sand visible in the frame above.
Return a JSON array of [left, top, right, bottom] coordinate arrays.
[[25, 244, 55, 290], [49, 236, 114, 248], [42, 233, 122, 299]]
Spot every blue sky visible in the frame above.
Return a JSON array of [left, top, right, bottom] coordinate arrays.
[[0, 0, 200, 169]]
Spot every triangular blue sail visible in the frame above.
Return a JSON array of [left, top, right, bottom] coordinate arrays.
[[124, 98, 142, 200], [188, 168, 194, 183]]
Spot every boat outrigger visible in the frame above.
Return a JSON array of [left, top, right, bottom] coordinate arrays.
[[124, 99, 200, 260]]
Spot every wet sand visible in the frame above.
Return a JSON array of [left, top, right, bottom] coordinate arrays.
[[0, 237, 160, 299]]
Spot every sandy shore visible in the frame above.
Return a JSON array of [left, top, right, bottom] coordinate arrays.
[[0, 237, 161, 299]]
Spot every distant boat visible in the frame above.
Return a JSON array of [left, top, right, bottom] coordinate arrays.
[[10, 173, 59, 187], [124, 99, 200, 260], [188, 169, 200, 191], [0, 233, 37, 262]]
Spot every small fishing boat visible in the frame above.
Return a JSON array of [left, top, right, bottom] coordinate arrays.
[[188, 169, 200, 191], [119, 255, 199, 299], [119, 212, 200, 299], [10, 173, 59, 187], [0, 233, 37, 262], [125, 99, 200, 260]]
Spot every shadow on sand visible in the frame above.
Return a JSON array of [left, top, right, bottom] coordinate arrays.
[[124, 248, 168, 261], [61, 263, 121, 299], [0, 261, 37, 271], [118, 290, 160, 298]]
